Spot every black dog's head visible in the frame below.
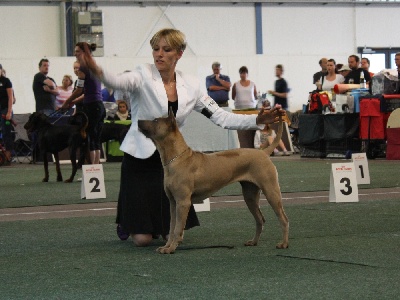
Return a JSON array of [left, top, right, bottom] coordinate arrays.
[[24, 112, 49, 133], [68, 111, 88, 126]]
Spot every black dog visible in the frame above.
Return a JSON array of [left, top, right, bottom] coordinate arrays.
[[24, 112, 88, 183], [100, 121, 130, 145]]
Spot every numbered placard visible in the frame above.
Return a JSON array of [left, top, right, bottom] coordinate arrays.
[[193, 198, 211, 212], [81, 164, 106, 199], [329, 163, 359, 203], [352, 153, 370, 185]]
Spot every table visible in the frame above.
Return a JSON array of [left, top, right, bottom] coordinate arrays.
[[104, 109, 239, 161], [180, 107, 239, 151], [298, 113, 361, 158], [232, 109, 294, 152]]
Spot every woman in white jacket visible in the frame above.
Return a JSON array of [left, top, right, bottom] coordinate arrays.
[[77, 28, 285, 247]]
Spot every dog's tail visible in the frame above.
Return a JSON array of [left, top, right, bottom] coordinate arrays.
[[261, 115, 283, 155]]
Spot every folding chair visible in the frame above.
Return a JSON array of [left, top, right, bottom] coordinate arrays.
[[12, 113, 35, 164]]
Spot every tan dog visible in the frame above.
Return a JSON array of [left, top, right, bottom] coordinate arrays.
[[138, 109, 289, 254]]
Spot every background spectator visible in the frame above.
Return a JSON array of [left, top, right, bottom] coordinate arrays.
[[361, 57, 374, 78], [32, 58, 57, 115], [268, 64, 289, 110], [55, 75, 73, 112], [317, 59, 344, 92], [313, 57, 328, 84], [0, 63, 14, 164], [206, 62, 231, 107], [232, 66, 257, 109]]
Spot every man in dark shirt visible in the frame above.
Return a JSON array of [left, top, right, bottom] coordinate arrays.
[[205, 62, 231, 107], [32, 58, 57, 115], [0, 63, 14, 163], [344, 55, 371, 85], [313, 57, 328, 84], [395, 53, 400, 93], [268, 64, 289, 110]]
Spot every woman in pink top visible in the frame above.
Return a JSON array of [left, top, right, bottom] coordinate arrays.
[[55, 75, 73, 110]]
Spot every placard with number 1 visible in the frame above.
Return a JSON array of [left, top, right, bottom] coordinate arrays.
[[352, 153, 370, 185]]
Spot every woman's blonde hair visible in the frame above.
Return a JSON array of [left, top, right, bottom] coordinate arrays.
[[150, 28, 187, 52]]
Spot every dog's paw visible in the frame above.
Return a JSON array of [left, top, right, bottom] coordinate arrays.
[[42, 178, 49, 182], [276, 242, 289, 249], [244, 240, 258, 246], [156, 246, 175, 254], [57, 177, 63, 182], [64, 179, 73, 183]]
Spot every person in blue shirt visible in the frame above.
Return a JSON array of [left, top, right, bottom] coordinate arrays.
[[205, 62, 231, 107], [101, 87, 115, 102]]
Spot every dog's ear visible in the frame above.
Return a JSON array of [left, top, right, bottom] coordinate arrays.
[[168, 106, 175, 118], [168, 107, 177, 129]]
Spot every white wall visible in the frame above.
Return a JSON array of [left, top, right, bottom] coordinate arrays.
[[1, 2, 399, 114]]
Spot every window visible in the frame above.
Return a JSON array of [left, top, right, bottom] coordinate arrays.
[[357, 47, 400, 73]]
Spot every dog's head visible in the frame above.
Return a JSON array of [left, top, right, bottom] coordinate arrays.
[[138, 107, 177, 142], [24, 112, 49, 133]]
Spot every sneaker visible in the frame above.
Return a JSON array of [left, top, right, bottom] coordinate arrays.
[[116, 224, 130, 241], [77, 177, 82, 182], [283, 151, 291, 156]]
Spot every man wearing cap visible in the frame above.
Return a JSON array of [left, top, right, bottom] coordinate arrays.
[[206, 62, 231, 107], [344, 55, 371, 85], [32, 58, 57, 115], [313, 58, 328, 84], [338, 64, 351, 78], [0, 63, 14, 163]]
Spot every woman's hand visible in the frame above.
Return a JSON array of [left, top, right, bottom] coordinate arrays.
[[78, 43, 103, 78], [256, 105, 286, 125]]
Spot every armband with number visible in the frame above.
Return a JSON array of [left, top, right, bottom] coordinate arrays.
[[199, 96, 219, 118], [76, 79, 85, 88]]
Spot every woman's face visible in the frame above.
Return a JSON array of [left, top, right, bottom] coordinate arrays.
[[152, 37, 183, 73], [62, 76, 72, 88], [327, 61, 336, 73], [73, 62, 80, 76], [239, 72, 248, 81], [74, 46, 84, 63]]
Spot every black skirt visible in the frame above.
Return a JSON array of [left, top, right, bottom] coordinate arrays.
[[116, 151, 200, 236]]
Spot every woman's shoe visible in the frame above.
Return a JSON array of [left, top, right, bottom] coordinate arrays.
[[116, 224, 130, 241]]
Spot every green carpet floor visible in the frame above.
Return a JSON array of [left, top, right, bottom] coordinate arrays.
[[0, 158, 399, 208], [1, 201, 399, 299], [1, 158, 399, 299]]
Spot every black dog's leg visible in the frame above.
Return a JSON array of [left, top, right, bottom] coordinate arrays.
[[53, 152, 63, 182], [77, 139, 90, 168], [43, 152, 49, 182], [65, 146, 77, 183]]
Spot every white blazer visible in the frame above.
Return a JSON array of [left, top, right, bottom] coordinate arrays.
[[102, 63, 259, 158]]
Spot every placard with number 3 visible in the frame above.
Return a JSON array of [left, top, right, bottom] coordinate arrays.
[[329, 163, 359, 203]]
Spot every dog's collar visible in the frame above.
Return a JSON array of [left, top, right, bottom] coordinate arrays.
[[163, 147, 189, 167]]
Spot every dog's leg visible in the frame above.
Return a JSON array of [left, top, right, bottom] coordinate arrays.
[[241, 181, 265, 246], [157, 197, 177, 254], [157, 196, 191, 254], [77, 142, 87, 169], [42, 152, 49, 182], [54, 153, 63, 182], [261, 181, 289, 249], [65, 146, 77, 183]]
